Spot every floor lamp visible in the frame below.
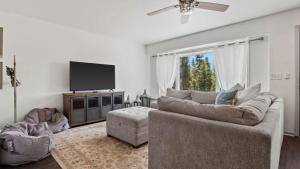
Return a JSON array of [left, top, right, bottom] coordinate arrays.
[[6, 56, 20, 123]]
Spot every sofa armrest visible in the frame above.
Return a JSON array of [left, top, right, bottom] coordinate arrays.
[[149, 109, 281, 169]]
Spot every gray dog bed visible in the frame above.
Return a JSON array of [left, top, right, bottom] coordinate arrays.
[[0, 122, 53, 166], [24, 108, 69, 133]]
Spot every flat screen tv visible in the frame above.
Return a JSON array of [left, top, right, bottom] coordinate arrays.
[[70, 61, 115, 91]]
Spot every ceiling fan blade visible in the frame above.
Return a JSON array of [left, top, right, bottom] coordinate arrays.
[[181, 14, 190, 24], [195, 1, 229, 12], [147, 5, 179, 16]]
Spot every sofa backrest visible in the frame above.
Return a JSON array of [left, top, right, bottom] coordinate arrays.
[[166, 88, 191, 100], [166, 88, 217, 104], [157, 95, 280, 126]]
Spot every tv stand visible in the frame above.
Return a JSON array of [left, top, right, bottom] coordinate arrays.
[[63, 91, 124, 127]]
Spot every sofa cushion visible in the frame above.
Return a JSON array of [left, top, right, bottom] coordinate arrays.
[[236, 94, 274, 122], [236, 83, 261, 105], [215, 90, 238, 105], [191, 91, 217, 104], [157, 96, 268, 126], [166, 88, 191, 100]]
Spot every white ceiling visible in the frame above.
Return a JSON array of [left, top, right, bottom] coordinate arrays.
[[0, 0, 299, 44]]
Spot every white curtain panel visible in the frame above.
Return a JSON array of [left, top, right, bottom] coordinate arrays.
[[156, 54, 179, 96], [214, 42, 249, 90]]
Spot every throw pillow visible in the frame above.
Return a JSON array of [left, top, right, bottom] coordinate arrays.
[[236, 94, 273, 123], [191, 91, 217, 104], [166, 88, 191, 100], [236, 83, 261, 105], [215, 90, 238, 105], [229, 83, 245, 92]]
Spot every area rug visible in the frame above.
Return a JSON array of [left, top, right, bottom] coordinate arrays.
[[51, 122, 148, 169]]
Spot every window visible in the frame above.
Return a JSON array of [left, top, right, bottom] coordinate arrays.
[[178, 52, 216, 91]]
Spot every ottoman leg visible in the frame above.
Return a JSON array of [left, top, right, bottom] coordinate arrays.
[[132, 142, 147, 148]]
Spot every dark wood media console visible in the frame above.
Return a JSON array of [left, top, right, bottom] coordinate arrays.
[[63, 91, 124, 127]]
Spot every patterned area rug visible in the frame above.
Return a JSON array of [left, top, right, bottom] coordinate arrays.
[[51, 122, 148, 169]]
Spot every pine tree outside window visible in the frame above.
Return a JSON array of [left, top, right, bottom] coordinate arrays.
[[177, 52, 216, 91]]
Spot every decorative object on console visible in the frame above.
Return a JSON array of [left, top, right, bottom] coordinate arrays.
[[140, 89, 151, 107], [133, 95, 142, 106], [124, 95, 131, 108], [6, 55, 20, 123]]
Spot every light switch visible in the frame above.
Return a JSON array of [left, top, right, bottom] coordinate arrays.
[[284, 72, 291, 80], [271, 73, 282, 80]]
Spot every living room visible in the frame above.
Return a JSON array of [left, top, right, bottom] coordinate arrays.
[[0, 0, 300, 169]]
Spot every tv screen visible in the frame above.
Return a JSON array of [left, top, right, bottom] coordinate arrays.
[[70, 61, 115, 91]]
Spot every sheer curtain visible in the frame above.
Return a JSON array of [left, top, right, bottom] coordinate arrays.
[[156, 54, 179, 96], [214, 42, 249, 90]]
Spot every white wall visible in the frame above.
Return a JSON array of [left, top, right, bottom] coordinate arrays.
[[146, 8, 300, 135], [0, 11, 149, 128], [295, 26, 300, 135]]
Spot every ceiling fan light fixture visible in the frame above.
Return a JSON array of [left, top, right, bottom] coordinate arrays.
[[180, 7, 193, 15], [147, 0, 229, 24], [179, 1, 194, 15], [181, 10, 193, 15]]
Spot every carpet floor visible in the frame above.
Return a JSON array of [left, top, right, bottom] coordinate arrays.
[[51, 122, 148, 169]]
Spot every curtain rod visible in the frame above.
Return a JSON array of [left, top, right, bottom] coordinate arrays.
[[152, 36, 265, 58]]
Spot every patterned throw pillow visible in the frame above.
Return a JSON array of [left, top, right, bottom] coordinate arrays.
[[215, 89, 238, 105], [236, 94, 273, 122]]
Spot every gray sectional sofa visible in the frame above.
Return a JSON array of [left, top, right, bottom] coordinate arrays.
[[149, 88, 284, 169]]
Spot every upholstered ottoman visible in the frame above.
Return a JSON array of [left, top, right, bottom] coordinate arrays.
[[106, 106, 155, 147]]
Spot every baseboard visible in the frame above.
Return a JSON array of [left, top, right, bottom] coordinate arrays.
[[284, 132, 297, 137]]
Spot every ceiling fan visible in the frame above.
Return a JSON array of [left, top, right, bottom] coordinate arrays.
[[147, 0, 229, 24]]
